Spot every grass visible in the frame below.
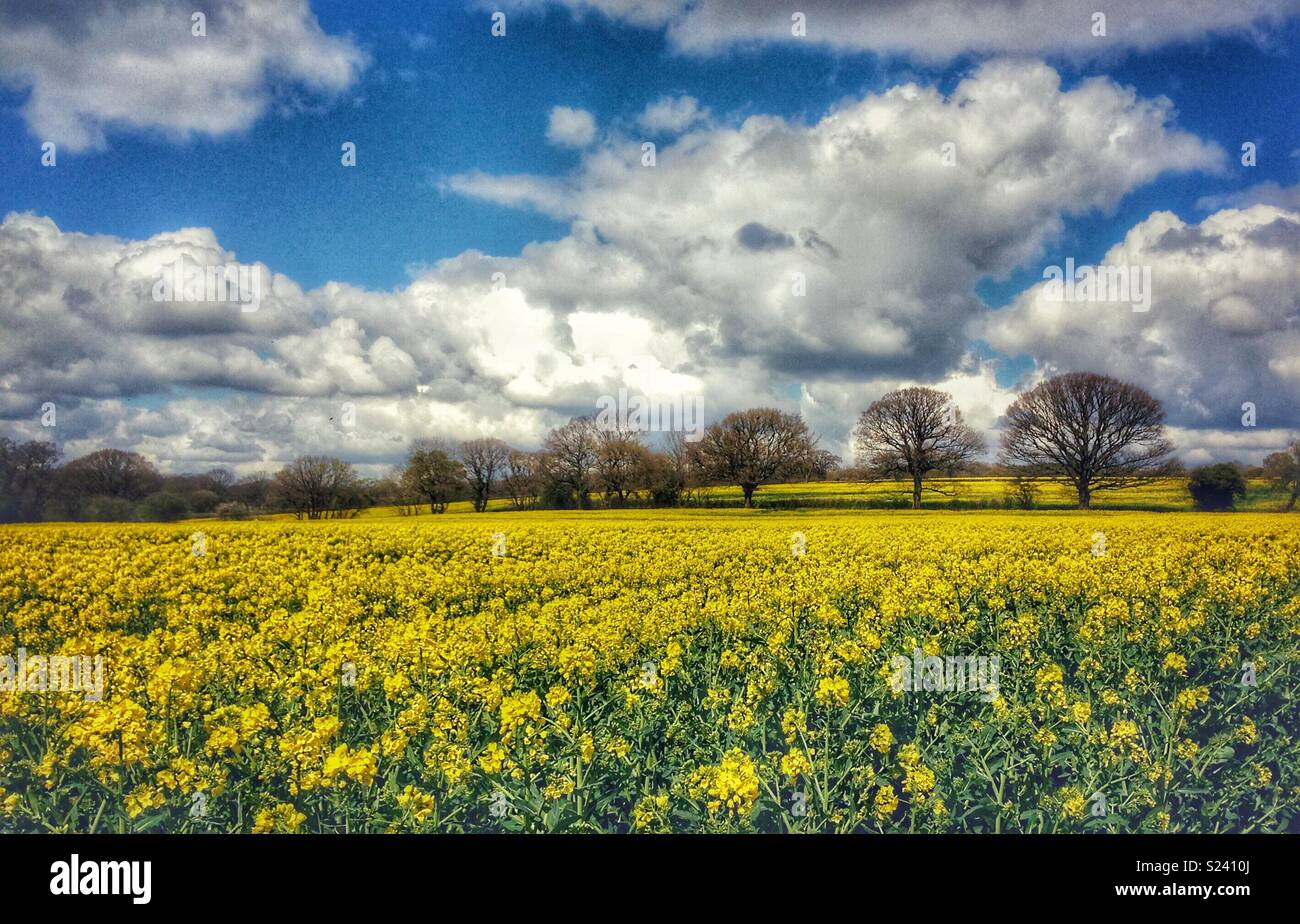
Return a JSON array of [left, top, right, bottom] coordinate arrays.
[[209, 476, 1293, 523]]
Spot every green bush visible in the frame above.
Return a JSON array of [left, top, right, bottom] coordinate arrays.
[[1188, 464, 1247, 511], [139, 492, 189, 521]]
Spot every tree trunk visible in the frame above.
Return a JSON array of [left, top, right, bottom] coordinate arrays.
[[1078, 483, 1091, 510], [742, 483, 756, 507], [1286, 488, 1298, 511], [911, 474, 922, 510]]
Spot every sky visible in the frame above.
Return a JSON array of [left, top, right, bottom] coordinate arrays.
[[0, 0, 1298, 475]]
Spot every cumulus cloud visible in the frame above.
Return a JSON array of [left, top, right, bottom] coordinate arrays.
[[981, 197, 1300, 453], [5, 61, 1271, 472], [0, 0, 365, 151], [495, 0, 1300, 60], [451, 60, 1220, 386], [638, 94, 707, 134], [546, 106, 597, 147], [1196, 181, 1300, 212]]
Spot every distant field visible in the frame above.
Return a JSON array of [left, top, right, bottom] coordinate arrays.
[[695, 477, 1289, 512], [230, 476, 1291, 522]]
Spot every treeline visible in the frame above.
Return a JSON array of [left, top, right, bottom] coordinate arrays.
[[3, 372, 1298, 522]]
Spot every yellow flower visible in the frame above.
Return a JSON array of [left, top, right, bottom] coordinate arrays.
[[478, 742, 506, 775], [873, 784, 899, 821], [815, 675, 850, 707], [1172, 686, 1209, 713], [780, 748, 814, 781], [1059, 787, 1086, 820], [396, 785, 436, 825], [781, 707, 807, 743], [252, 803, 307, 834], [686, 749, 760, 817], [1236, 718, 1258, 745]]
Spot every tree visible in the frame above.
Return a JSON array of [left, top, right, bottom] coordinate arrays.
[[852, 387, 984, 509], [459, 438, 510, 513], [1262, 441, 1300, 511], [501, 450, 541, 509], [1005, 473, 1040, 510], [1187, 464, 1247, 511], [541, 417, 601, 508], [401, 442, 465, 514], [642, 451, 685, 506], [999, 372, 1174, 509], [595, 429, 648, 505], [271, 456, 360, 520], [227, 476, 272, 509], [139, 492, 189, 522], [61, 448, 162, 501], [0, 438, 61, 522], [804, 449, 842, 481], [690, 408, 817, 507]]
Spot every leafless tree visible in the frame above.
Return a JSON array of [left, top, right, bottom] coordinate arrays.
[[1262, 440, 1300, 511], [501, 450, 541, 509], [0, 438, 61, 522], [999, 372, 1174, 509], [401, 440, 465, 514], [853, 387, 985, 509], [271, 456, 361, 520], [689, 408, 816, 507], [542, 417, 601, 507], [662, 431, 700, 504], [595, 429, 648, 504], [459, 437, 510, 512], [60, 448, 162, 501]]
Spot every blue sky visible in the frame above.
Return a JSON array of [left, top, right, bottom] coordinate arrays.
[[0, 0, 1297, 472], [3, 4, 1295, 293]]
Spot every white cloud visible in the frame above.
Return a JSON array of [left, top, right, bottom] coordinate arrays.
[[7, 61, 1278, 472], [0, 0, 365, 151], [982, 197, 1300, 449], [638, 95, 707, 134], [452, 60, 1220, 387], [1196, 181, 1300, 212], [496, 0, 1300, 60], [546, 105, 598, 147]]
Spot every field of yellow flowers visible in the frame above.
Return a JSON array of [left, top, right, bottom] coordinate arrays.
[[1, 510, 1297, 833]]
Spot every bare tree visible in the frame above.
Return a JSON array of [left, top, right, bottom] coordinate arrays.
[[60, 447, 162, 501], [999, 372, 1174, 509], [0, 438, 61, 522], [542, 417, 601, 508], [401, 441, 465, 514], [690, 408, 816, 507], [459, 438, 510, 512], [654, 431, 699, 505], [853, 387, 984, 509], [271, 456, 360, 520], [501, 450, 541, 509], [1262, 441, 1300, 511], [595, 429, 648, 505]]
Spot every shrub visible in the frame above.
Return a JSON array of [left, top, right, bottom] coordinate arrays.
[[139, 492, 189, 522], [1188, 464, 1246, 511], [215, 501, 253, 520], [80, 495, 137, 522]]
